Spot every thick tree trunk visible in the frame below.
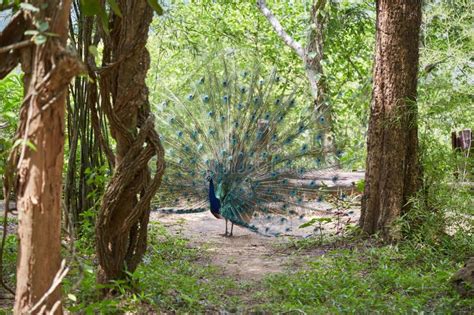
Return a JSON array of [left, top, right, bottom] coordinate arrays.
[[96, 0, 165, 285], [12, 1, 83, 313], [360, 0, 422, 240]]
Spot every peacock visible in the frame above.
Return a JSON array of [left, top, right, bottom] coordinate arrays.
[[154, 60, 344, 237]]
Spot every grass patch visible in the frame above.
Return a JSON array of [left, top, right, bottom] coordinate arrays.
[[65, 222, 241, 313], [0, 234, 17, 289], [1, 215, 472, 313], [133, 222, 241, 313], [253, 234, 474, 313]]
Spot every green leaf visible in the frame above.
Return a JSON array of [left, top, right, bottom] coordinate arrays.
[[85, 266, 94, 274], [33, 34, 47, 45], [88, 45, 98, 57], [316, 217, 333, 224], [36, 21, 49, 32], [299, 217, 332, 228], [26, 140, 37, 151], [307, 51, 318, 59], [80, 0, 109, 33], [99, 8, 110, 35], [299, 218, 317, 228], [180, 293, 195, 304], [80, 0, 102, 16], [107, 0, 122, 17], [24, 30, 39, 36], [20, 2, 39, 12], [355, 179, 365, 193], [12, 139, 37, 151], [2, 111, 16, 119], [67, 294, 77, 302], [314, 73, 322, 82], [147, 0, 163, 15]]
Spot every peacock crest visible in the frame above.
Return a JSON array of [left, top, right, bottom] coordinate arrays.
[[154, 60, 342, 236]]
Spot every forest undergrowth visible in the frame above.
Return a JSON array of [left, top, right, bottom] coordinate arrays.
[[77, 216, 474, 314], [0, 191, 472, 314], [0, 0, 473, 313]]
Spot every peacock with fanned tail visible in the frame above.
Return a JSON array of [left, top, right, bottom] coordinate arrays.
[[154, 61, 344, 236]]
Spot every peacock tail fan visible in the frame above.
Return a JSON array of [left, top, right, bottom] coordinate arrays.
[[153, 58, 345, 236]]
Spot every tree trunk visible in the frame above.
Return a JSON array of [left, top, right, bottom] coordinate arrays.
[[65, 5, 113, 236], [305, 0, 334, 157], [305, 0, 326, 105], [360, 0, 422, 240], [96, 0, 165, 285], [12, 1, 83, 313], [257, 0, 335, 156]]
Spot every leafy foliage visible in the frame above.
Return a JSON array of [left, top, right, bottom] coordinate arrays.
[[324, 1, 375, 168], [0, 74, 22, 199], [0, 0, 472, 312], [63, 223, 240, 313], [414, 0, 474, 235], [79, 0, 162, 33], [257, 241, 473, 313], [148, 0, 374, 169]]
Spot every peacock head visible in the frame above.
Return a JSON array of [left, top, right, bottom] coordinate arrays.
[[205, 170, 214, 182]]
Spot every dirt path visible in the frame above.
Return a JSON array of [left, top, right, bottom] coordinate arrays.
[[2, 169, 364, 281], [153, 211, 290, 280], [151, 206, 360, 281], [152, 171, 364, 281]]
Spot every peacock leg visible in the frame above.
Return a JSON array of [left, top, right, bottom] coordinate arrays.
[[229, 222, 234, 236], [223, 219, 228, 236]]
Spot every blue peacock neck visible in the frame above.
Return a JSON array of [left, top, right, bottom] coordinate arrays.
[[208, 178, 221, 215]]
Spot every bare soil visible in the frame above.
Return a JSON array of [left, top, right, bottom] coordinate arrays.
[[151, 171, 364, 281], [151, 206, 360, 281]]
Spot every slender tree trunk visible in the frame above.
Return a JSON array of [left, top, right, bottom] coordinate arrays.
[[305, 0, 327, 106], [360, 0, 422, 240], [12, 1, 83, 313], [305, 0, 334, 157], [96, 0, 165, 285], [257, 0, 336, 156], [65, 5, 113, 235]]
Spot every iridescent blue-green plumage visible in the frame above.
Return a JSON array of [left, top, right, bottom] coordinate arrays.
[[155, 61, 340, 236]]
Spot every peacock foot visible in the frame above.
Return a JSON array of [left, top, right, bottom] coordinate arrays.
[[220, 232, 234, 237]]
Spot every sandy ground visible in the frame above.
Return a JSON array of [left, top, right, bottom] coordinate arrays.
[[151, 171, 365, 280], [151, 205, 360, 281]]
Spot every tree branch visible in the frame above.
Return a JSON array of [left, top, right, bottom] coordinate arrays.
[[0, 11, 26, 78], [28, 259, 69, 314], [0, 39, 32, 54], [256, 0, 305, 59]]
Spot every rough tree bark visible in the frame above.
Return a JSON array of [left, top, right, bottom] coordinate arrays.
[[95, 0, 165, 285], [305, 0, 333, 151], [360, 0, 422, 240], [0, 0, 83, 313]]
